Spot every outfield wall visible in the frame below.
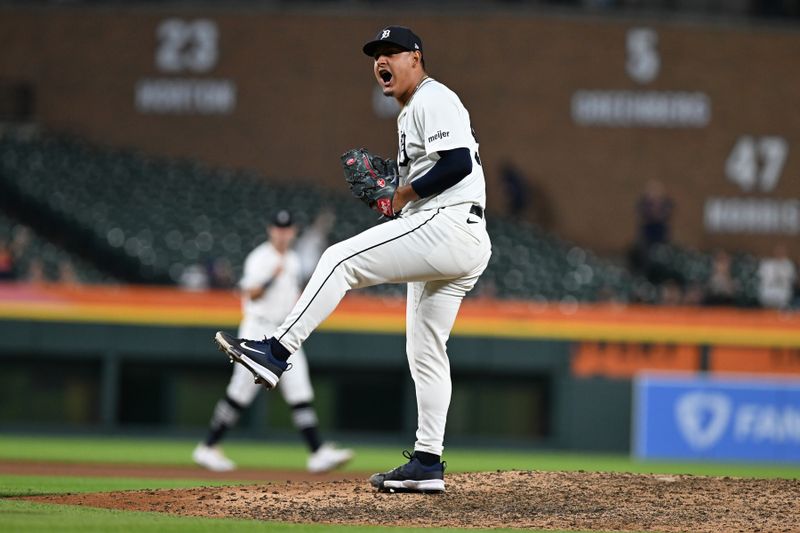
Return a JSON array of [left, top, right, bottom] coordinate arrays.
[[1, 6, 799, 256], [2, 284, 798, 451]]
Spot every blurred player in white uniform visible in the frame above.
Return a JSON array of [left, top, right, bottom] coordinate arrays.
[[215, 26, 490, 493], [194, 210, 353, 473]]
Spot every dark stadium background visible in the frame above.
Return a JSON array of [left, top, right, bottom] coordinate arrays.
[[0, 0, 798, 454]]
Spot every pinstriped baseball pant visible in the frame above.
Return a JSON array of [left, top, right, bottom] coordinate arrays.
[[272, 203, 491, 456]]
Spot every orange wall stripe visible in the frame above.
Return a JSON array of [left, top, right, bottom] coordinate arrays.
[[2, 284, 800, 347]]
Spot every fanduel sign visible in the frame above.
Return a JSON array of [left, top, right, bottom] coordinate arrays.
[[633, 374, 800, 462]]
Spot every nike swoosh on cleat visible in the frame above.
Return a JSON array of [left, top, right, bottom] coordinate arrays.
[[467, 220, 478, 224], [240, 341, 267, 355]]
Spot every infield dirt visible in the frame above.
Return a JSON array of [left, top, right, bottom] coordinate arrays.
[[26, 469, 800, 532]]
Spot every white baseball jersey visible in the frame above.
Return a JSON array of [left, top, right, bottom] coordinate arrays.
[[239, 242, 301, 323], [271, 73, 492, 458], [397, 77, 486, 214]]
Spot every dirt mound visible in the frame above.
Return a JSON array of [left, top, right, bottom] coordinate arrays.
[[28, 470, 800, 531]]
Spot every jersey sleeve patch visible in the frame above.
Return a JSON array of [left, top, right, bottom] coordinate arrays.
[[419, 90, 472, 156]]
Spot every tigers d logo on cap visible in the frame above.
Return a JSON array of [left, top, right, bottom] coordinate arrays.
[[363, 26, 424, 57]]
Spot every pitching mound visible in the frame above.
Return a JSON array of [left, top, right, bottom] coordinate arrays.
[[29, 470, 799, 531]]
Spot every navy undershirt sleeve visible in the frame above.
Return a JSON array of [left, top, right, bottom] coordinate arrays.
[[410, 148, 472, 199]]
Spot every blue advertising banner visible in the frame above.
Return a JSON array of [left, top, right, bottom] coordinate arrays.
[[633, 374, 800, 462]]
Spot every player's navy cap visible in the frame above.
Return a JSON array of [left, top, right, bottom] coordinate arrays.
[[363, 26, 423, 57], [270, 210, 294, 228]]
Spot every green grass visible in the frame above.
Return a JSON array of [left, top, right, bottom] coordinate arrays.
[[1, 434, 799, 479], [0, 474, 243, 497], [1, 434, 798, 533], [3, 499, 571, 533]]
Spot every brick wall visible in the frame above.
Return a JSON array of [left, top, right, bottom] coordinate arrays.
[[2, 7, 798, 256]]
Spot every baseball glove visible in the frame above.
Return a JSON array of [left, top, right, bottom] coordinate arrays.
[[341, 148, 399, 219]]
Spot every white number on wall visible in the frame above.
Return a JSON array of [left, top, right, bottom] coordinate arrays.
[[156, 19, 218, 73], [626, 28, 659, 84], [725, 136, 788, 192]]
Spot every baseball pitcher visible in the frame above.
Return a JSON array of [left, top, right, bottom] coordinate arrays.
[[216, 26, 491, 493]]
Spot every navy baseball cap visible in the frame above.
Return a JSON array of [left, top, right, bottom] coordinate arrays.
[[270, 210, 294, 228], [363, 26, 423, 57]]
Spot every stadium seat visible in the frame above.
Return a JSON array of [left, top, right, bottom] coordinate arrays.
[[0, 128, 761, 304]]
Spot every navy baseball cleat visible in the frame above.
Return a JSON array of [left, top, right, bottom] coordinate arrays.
[[369, 450, 446, 493], [214, 331, 288, 389]]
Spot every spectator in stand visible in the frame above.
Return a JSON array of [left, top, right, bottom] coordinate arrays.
[[0, 239, 16, 281], [758, 244, 797, 309], [499, 162, 556, 229], [26, 258, 46, 284], [629, 179, 675, 275], [704, 250, 738, 306], [11, 225, 31, 259], [637, 179, 674, 248], [500, 162, 530, 220], [179, 263, 210, 291], [659, 277, 683, 306], [58, 259, 80, 286], [683, 282, 705, 306], [207, 257, 235, 289]]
